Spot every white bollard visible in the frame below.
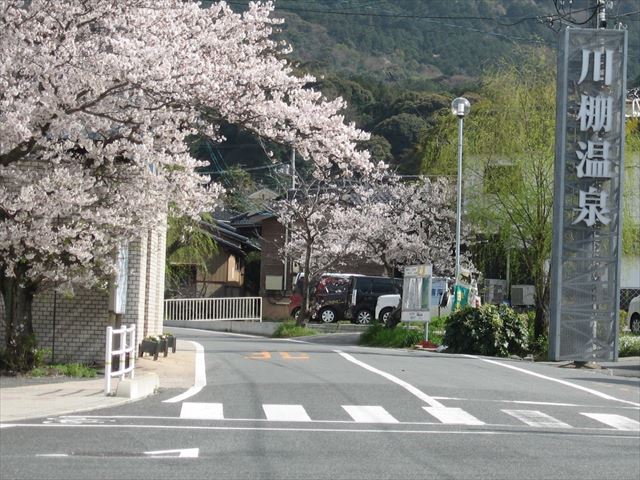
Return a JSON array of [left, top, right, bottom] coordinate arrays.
[[104, 326, 113, 395]]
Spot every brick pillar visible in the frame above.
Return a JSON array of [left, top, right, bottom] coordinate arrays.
[[123, 235, 148, 339]]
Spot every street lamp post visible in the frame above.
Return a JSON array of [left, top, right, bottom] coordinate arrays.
[[451, 97, 470, 286]]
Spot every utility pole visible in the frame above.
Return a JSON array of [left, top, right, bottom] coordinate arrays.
[[594, 0, 606, 29], [291, 148, 296, 190], [283, 148, 296, 293]]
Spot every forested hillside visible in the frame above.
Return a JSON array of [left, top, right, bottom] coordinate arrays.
[[226, 0, 639, 88], [199, 0, 639, 200]]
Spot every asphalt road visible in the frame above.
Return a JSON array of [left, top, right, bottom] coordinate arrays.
[[1, 327, 639, 480]]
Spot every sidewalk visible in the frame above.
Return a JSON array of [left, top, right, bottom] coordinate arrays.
[[574, 356, 640, 378], [0, 340, 196, 423]]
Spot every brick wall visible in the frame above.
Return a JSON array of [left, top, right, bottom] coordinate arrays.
[[0, 225, 167, 365], [0, 289, 110, 364]]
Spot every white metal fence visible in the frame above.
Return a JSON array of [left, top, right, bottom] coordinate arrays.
[[164, 297, 262, 322], [104, 324, 136, 395]]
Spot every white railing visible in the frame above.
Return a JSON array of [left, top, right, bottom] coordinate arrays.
[[164, 297, 262, 322], [104, 324, 136, 396]]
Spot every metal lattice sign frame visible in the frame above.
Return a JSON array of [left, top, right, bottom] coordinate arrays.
[[550, 28, 628, 362]]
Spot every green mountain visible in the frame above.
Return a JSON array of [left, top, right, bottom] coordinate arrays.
[[201, 1, 639, 185], [227, 0, 639, 88]]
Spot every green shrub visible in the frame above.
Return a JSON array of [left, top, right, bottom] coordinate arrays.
[[360, 324, 423, 348], [0, 334, 47, 373], [619, 334, 640, 357], [443, 304, 529, 357], [619, 310, 628, 333], [529, 334, 548, 360], [28, 363, 97, 378], [272, 321, 318, 338]]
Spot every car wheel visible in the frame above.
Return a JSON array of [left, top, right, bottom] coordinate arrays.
[[385, 306, 402, 329], [319, 307, 336, 324], [630, 314, 640, 334], [356, 309, 373, 325], [379, 307, 393, 325]]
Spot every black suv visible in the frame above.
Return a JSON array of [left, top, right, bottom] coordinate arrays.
[[314, 275, 401, 324]]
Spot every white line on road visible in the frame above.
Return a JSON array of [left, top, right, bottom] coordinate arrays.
[[581, 413, 640, 431], [180, 402, 223, 420], [506, 400, 582, 407], [263, 405, 312, 422], [435, 397, 637, 409], [424, 407, 485, 425], [164, 341, 206, 404], [343, 406, 399, 424], [144, 448, 199, 458], [335, 350, 445, 408], [10, 423, 639, 440], [502, 410, 572, 428], [467, 356, 640, 408]]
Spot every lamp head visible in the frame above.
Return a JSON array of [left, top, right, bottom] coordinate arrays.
[[451, 97, 470, 118]]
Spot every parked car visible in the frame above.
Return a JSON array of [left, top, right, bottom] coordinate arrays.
[[346, 276, 402, 324], [289, 273, 355, 322], [374, 277, 451, 324], [375, 294, 401, 324], [311, 275, 401, 324], [628, 295, 640, 334]]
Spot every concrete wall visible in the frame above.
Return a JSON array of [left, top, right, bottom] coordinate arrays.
[[164, 320, 280, 336]]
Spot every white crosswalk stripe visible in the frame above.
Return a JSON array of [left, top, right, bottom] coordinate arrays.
[[502, 410, 571, 428], [342, 405, 399, 423], [175, 402, 639, 431], [180, 402, 224, 420], [423, 407, 485, 425], [263, 404, 312, 422], [581, 413, 640, 431]]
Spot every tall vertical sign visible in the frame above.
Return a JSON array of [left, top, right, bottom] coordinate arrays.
[[550, 28, 628, 361]]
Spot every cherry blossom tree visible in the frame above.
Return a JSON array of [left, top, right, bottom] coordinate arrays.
[[341, 175, 467, 278], [270, 167, 468, 326], [0, 0, 371, 367], [270, 175, 368, 325]]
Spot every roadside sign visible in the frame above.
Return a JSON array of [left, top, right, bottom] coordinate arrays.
[[401, 264, 432, 323]]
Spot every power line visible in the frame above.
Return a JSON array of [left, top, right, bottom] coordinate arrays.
[[223, 1, 571, 47], [227, 0, 582, 25]]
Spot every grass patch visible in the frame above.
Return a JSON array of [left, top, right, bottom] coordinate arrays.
[[619, 334, 640, 357], [359, 324, 423, 348], [428, 315, 447, 345], [273, 321, 318, 338], [28, 363, 98, 378]]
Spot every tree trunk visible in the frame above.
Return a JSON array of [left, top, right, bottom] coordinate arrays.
[[532, 260, 550, 341], [1, 265, 39, 372], [296, 243, 312, 327]]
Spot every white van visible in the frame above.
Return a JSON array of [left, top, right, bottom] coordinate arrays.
[[375, 277, 450, 324]]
